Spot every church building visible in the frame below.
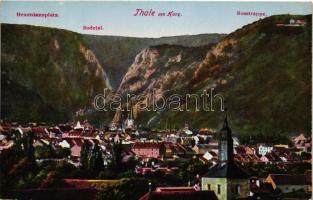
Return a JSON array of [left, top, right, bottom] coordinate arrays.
[[201, 112, 250, 200]]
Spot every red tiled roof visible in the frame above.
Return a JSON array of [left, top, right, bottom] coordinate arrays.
[[20, 127, 32, 133], [133, 142, 164, 149], [32, 127, 47, 134], [64, 138, 84, 147], [235, 146, 246, 154], [0, 122, 12, 130], [156, 187, 196, 192], [139, 190, 218, 200], [68, 130, 82, 136], [270, 174, 307, 186]]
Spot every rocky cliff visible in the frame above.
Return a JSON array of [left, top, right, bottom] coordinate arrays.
[[1, 24, 223, 123], [114, 14, 311, 134]]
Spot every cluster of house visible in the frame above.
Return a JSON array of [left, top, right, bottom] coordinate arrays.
[[128, 133, 311, 166], [135, 166, 179, 175], [0, 119, 311, 166], [136, 116, 312, 200], [0, 117, 312, 200], [0, 121, 108, 166]]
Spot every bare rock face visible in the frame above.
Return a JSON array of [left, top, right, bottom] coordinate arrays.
[[79, 44, 112, 90], [112, 14, 311, 134], [112, 44, 211, 123], [83, 33, 226, 89], [193, 38, 238, 85], [54, 39, 60, 50], [1, 23, 223, 122]]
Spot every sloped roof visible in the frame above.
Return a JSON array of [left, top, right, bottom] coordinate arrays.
[[133, 142, 164, 149], [203, 161, 250, 179], [155, 187, 196, 192], [139, 190, 218, 200], [269, 174, 307, 185], [32, 127, 47, 134]]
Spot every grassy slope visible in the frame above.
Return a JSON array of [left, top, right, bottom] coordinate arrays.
[[1, 24, 107, 123]]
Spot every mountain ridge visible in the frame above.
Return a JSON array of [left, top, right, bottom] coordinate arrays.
[[1, 14, 311, 135], [112, 14, 311, 135], [1, 23, 224, 123]]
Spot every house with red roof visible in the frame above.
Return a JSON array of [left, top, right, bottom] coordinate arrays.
[[32, 127, 49, 138], [265, 174, 309, 193], [201, 151, 218, 164], [63, 138, 84, 159], [260, 153, 281, 164], [234, 145, 256, 156], [193, 144, 218, 155], [0, 122, 12, 132], [132, 142, 165, 159], [293, 133, 311, 152]]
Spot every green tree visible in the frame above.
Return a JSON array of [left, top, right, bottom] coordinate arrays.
[[96, 179, 148, 200], [34, 145, 56, 159], [56, 148, 71, 158], [110, 141, 123, 172], [80, 141, 91, 170], [21, 132, 35, 161], [12, 129, 23, 158], [89, 144, 104, 177]]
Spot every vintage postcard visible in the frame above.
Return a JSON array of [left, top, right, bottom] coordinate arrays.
[[0, 1, 312, 200]]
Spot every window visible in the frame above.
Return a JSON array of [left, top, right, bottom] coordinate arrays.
[[207, 184, 211, 190], [235, 184, 240, 194], [217, 184, 221, 194]]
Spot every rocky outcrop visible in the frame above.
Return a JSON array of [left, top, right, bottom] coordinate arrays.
[[79, 44, 112, 90], [113, 44, 213, 123]]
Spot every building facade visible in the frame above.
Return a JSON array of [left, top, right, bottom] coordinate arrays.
[[132, 142, 165, 158], [257, 144, 273, 156]]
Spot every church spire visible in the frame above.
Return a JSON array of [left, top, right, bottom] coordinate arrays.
[[219, 108, 234, 163], [223, 108, 229, 129]]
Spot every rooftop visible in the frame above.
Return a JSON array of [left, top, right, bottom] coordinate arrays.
[[139, 190, 218, 200], [133, 142, 164, 149], [268, 174, 308, 186], [203, 161, 250, 179]]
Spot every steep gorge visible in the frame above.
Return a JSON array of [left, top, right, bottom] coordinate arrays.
[[114, 14, 311, 135]]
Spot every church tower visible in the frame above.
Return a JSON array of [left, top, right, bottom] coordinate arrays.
[[202, 110, 250, 200], [218, 111, 234, 163]]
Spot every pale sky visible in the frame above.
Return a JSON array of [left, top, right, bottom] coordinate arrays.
[[1, 1, 312, 37]]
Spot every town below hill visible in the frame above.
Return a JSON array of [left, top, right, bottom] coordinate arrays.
[[0, 118, 311, 200]]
